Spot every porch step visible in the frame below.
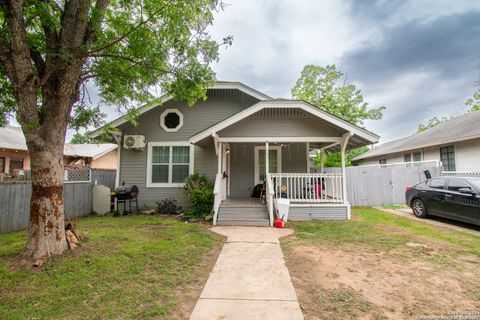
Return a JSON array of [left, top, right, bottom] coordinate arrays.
[[217, 202, 270, 226], [218, 212, 269, 219], [216, 218, 270, 227], [219, 206, 268, 214]]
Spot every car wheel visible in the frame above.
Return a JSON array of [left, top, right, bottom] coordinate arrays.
[[411, 199, 428, 218]]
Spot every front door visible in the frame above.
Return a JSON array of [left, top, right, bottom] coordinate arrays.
[[254, 146, 282, 185]]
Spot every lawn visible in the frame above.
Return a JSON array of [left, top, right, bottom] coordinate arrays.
[[282, 207, 480, 320], [0, 215, 223, 320]]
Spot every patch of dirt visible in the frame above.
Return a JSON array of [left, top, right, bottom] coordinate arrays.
[[168, 226, 225, 320], [283, 237, 480, 319]]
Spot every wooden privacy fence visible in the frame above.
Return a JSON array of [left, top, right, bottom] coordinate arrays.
[[325, 164, 442, 206], [0, 169, 116, 233]]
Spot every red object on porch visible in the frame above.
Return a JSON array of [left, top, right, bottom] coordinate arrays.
[[274, 217, 285, 228], [314, 183, 322, 198]]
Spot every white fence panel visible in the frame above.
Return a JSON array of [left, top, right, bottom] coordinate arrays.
[[325, 164, 442, 206]]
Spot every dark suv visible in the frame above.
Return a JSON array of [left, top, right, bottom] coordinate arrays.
[[405, 176, 480, 226]]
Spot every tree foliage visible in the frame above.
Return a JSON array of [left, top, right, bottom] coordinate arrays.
[[416, 88, 480, 133], [312, 146, 369, 168], [0, 0, 232, 129], [465, 89, 480, 112], [70, 131, 92, 144], [291, 65, 385, 126], [0, 0, 230, 259], [416, 116, 449, 133]]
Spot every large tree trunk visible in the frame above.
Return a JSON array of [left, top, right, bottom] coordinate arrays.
[[0, 0, 110, 260], [24, 136, 69, 259]]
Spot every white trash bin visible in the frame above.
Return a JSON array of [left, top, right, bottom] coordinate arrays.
[[276, 198, 290, 221], [93, 185, 111, 215]]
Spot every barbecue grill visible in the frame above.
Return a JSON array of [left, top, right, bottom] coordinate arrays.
[[111, 184, 139, 215]]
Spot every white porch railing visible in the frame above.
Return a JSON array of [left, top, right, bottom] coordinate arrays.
[[265, 173, 275, 226], [269, 173, 344, 203], [212, 173, 223, 225]]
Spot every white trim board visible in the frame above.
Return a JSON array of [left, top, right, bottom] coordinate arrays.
[[189, 100, 379, 144], [146, 141, 194, 188], [160, 108, 184, 132], [217, 137, 342, 143], [90, 82, 272, 138]]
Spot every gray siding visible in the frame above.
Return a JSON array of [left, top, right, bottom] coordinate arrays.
[[229, 143, 307, 197], [288, 205, 348, 221], [118, 90, 259, 207], [218, 112, 344, 138]]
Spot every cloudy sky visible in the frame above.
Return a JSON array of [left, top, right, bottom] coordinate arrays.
[[205, 0, 480, 142]]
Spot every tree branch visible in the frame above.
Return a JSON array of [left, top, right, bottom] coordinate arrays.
[[30, 47, 46, 76], [86, 0, 173, 55], [85, 0, 109, 45]]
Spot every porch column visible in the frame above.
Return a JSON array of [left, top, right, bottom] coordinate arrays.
[[319, 150, 325, 173], [306, 142, 310, 173], [340, 132, 353, 206], [217, 142, 223, 174], [265, 141, 269, 178]]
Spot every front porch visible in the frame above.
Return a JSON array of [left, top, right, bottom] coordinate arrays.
[[212, 139, 351, 226], [188, 101, 379, 226]]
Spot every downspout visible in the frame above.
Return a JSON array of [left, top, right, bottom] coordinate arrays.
[[113, 132, 123, 189]]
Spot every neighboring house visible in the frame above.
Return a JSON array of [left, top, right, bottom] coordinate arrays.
[[353, 110, 480, 171], [91, 81, 379, 226], [63, 144, 118, 169], [0, 126, 118, 173]]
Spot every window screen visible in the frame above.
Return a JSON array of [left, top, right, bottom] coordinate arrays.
[[440, 146, 456, 171], [152, 146, 169, 183], [259, 150, 278, 182], [151, 145, 190, 184], [9, 159, 24, 173], [172, 146, 190, 183]]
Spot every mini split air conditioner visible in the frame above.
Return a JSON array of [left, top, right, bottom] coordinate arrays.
[[123, 135, 146, 150]]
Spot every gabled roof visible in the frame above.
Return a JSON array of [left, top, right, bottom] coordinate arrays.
[[354, 110, 480, 161], [0, 126, 116, 159], [63, 143, 117, 159], [90, 81, 272, 138], [0, 126, 27, 150], [189, 100, 379, 144]]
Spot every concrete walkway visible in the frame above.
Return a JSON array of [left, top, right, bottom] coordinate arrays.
[[190, 227, 304, 320]]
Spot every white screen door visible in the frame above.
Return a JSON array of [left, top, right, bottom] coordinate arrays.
[[254, 146, 282, 185]]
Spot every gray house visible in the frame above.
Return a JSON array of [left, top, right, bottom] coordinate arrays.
[[91, 82, 379, 226]]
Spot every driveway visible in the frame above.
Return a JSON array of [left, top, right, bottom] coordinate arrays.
[[189, 226, 304, 320], [377, 207, 480, 236]]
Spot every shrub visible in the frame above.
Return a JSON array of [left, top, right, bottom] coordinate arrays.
[[156, 198, 180, 215], [184, 172, 214, 216]]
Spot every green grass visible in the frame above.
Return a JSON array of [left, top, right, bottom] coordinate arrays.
[[290, 207, 480, 256], [383, 204, 408, 210], [0, 215, 222, 320]]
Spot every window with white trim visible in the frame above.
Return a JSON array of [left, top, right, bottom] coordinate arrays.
[[147, 142, 193, 187], [160, 109, 183, 132]]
